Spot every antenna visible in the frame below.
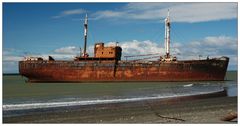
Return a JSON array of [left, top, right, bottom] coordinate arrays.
[[167, 9, 170, 17]]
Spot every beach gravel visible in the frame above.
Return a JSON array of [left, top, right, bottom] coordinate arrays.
[[3, 96, 237, 123]]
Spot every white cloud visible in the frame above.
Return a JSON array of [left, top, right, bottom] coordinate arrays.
[[119, 40, 164, 56], [3, 49, 23, 73], [161, 3, 237, 23], [174, 36, 238, 70], [3, 61, 19, 74], [3, 56, 23, 62], [94, 10, 126, 19], [124, 3, 176, 11], [54, 46, 79, 54], [203, 36, 237, 49], [93, 3, 237, 23], [186, 36, 237, 56], [52, 9, 86, 19], [3, 48, 24, 61]]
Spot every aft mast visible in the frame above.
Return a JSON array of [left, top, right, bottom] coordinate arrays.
[[165, 9, 171, 59], [161, 9, 177, 62]]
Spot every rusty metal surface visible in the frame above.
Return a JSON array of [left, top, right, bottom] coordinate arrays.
[[19, 57, 229, 82]]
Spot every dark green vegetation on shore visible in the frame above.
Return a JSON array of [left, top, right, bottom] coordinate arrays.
[[3, 96, 237, 123]]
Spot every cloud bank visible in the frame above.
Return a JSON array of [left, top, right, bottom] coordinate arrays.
[[52, 9, 86, 19], [54, 46, 79, 54], [93, 3, 237, 23]]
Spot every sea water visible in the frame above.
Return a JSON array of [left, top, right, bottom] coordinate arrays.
[[2, 71, 237, 117]]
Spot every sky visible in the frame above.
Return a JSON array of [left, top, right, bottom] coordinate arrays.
[[2, 2, 238, 73]]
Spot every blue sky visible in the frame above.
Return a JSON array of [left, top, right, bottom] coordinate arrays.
[[3, 2, 238, 73]]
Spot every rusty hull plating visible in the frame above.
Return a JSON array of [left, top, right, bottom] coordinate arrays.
[[19, 57, 229, 82], [19, 12, 230, 82]]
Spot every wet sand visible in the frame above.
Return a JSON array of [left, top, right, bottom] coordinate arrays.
[[4, 95, 237, 123]]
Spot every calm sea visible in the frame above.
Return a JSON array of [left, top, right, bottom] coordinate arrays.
[[3, 71, 237, 117]]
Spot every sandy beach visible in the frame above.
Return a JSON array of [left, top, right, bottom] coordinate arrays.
[[4, 95, 237, 123]]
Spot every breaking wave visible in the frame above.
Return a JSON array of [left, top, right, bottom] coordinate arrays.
[[3, 89, 224, 111]]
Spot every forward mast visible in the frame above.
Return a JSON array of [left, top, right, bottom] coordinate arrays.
[[82, 14, 89, 57], [163, 10, 176, 61]]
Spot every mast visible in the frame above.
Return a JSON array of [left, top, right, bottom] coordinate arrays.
[[83, 14, 88, 57], [165, 10, 170, 58]]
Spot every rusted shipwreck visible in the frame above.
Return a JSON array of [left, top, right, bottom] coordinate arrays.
[[19, 12, 229, 82]]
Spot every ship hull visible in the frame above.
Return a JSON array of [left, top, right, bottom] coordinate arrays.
[[19, 57, 229, 82]]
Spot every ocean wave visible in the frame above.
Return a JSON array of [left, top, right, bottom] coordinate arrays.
[[3, 89, 224, 111]]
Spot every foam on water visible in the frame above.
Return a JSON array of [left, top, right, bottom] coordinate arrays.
[[3, 89, 224, 111]]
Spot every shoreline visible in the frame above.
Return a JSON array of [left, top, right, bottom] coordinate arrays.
[[3, 90, 237, 123], [3, 88, 227, 112]]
